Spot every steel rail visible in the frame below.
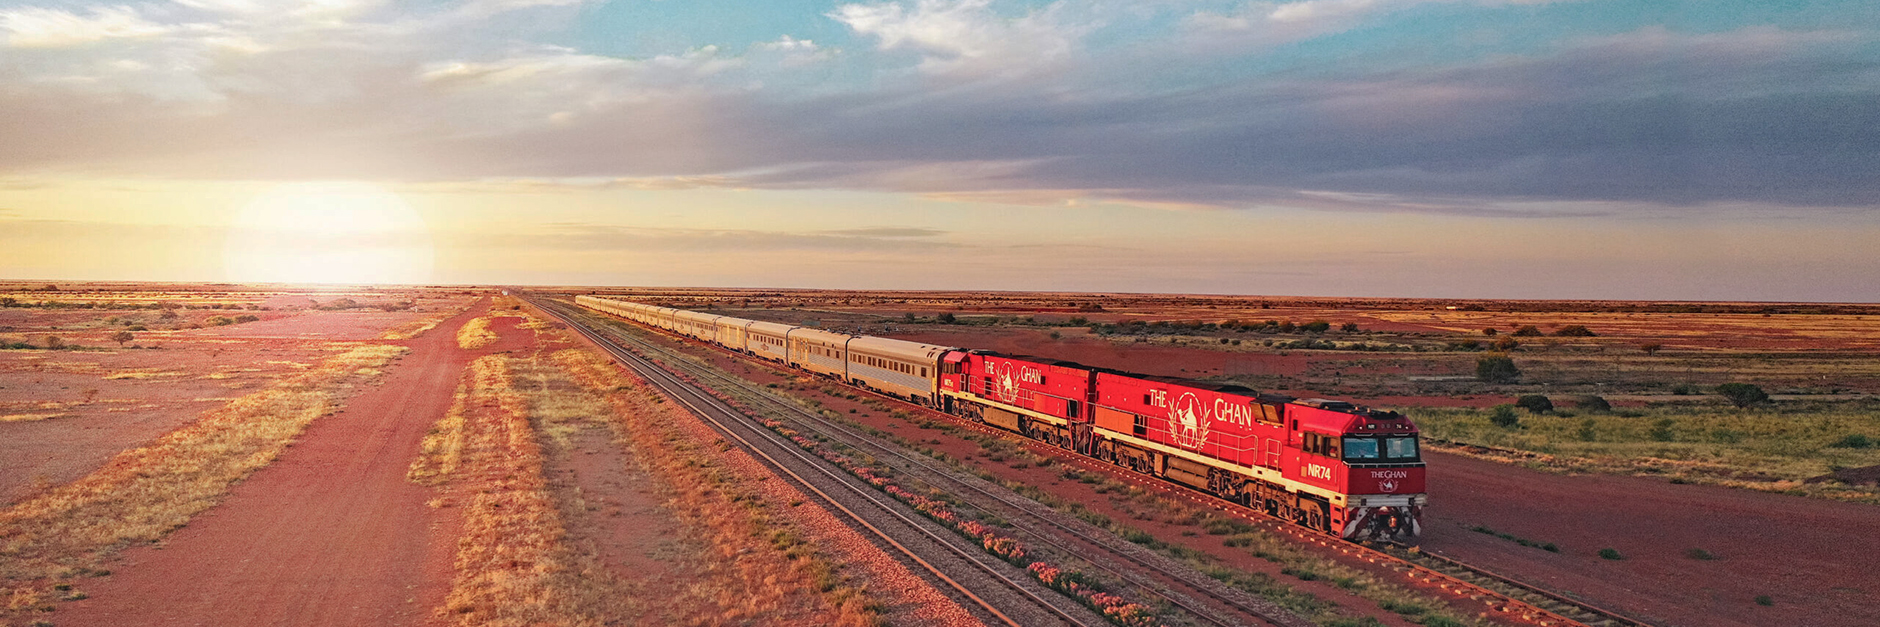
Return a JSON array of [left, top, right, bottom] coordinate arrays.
[[533, 297, 1096, 627]]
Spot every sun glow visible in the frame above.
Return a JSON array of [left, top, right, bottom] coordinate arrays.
[[223, 182, 435, 285]]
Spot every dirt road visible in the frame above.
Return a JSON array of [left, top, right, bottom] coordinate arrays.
[[54, 300, 495, 627]]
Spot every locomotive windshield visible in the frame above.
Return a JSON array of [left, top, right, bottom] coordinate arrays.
[[1342, 438, 1380, 460], [1342, 435, 1420, 462]]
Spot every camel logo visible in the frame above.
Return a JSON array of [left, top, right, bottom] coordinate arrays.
[[1168, 392, 1210, 450], [1379, 480, 1398, 493], [994, 361, 1019, 403]]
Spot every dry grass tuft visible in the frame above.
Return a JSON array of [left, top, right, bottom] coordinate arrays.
[[0, 414, 64, 423], [407, 382, 470, 486], [428, 355, 618, 626], [102, 370, 183, 380], [0, 343, 405, 619], [456, 317, 498, 350]]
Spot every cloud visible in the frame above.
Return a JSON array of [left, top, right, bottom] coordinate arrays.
[[832, 0, 1084, 78], [0, 6, 171, 48], [819, 227, 946, 237], [1186, 0, 1582, 47], [483, 223, 960, 254]]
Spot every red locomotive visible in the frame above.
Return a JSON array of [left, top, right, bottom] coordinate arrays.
[[943, 351, 1424, 541]]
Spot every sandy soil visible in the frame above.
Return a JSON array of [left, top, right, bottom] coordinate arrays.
[[1422, 450, 1880, 627], [544, 426, 693, 602], [49, 300, 496, 627]]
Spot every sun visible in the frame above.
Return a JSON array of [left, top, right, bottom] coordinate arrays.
[[224, 182, 435, 285]]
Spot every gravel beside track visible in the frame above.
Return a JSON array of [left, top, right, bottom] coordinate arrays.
[[533, 296, 1105, 627]]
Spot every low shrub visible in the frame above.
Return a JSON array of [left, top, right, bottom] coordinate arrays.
[[1489, 405, 1520, 429], [1514, 395, 1553, 414]]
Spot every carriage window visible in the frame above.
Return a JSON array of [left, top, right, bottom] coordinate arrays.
[[1343, 437, 1380, 460], [1385, 436, 1419, 460]]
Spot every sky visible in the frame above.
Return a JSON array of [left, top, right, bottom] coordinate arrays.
[[0, 0, 1876, 301]]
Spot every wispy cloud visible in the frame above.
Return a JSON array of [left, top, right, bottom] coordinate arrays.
[[0, 6, 172, 48], [832, 0, 1087, 79]]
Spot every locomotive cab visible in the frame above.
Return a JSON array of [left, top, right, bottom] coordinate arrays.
[[1288, 399, 1427, 541]]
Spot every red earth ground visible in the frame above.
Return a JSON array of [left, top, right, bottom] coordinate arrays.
[[609, 309, 1880, 627], [1421, 450, 1880, 627], [0, 305, 469, 506], [50, 299, 505, 627]]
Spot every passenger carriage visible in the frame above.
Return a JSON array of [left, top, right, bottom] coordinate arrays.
[[786, 327, 853, 379], [844, 336, 954, 406], [745, 321, 794, 363], [672, 309, 721, 341], [713, 316, 753, 352]]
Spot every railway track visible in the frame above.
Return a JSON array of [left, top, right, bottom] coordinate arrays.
[[546, 300, 1310, 627], [541, 294, 1660, 627], [531, 297, 1106, 627]]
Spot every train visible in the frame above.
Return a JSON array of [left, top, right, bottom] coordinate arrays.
[[575, 295, 1426, 541]]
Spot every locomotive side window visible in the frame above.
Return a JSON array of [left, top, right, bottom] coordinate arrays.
[[1133, 413, 1148, 436], [1385, 436, 1419, 460], [1342, 437, 1380, 460]]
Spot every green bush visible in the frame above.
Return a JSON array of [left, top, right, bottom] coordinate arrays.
[[1576, 418, 1598, 442], [1832, 434, 1872, 448], [1476, 354, 1520, 383], [1598, 548, 1624, 560], [1575, 395, 1611, 413], [1511, 325, 1543, 337], [1489, 405, 1520, 429], [1302, 320, 1331, 333], [1514, 395, 1553, 414], [1553, 325, 1597, 337], [1649, 418, 1676, 442], [1716, 383, 1769, 408]]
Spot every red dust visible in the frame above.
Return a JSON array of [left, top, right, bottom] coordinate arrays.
[[50, 300, 497, 627]]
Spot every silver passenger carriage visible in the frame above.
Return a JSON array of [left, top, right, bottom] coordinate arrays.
[[713, 316, 753, 352], [672, 309, 721, 341], [845, 336, 955, 406], [787, 327, 854, 378], [746, 320, 794, 363]]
